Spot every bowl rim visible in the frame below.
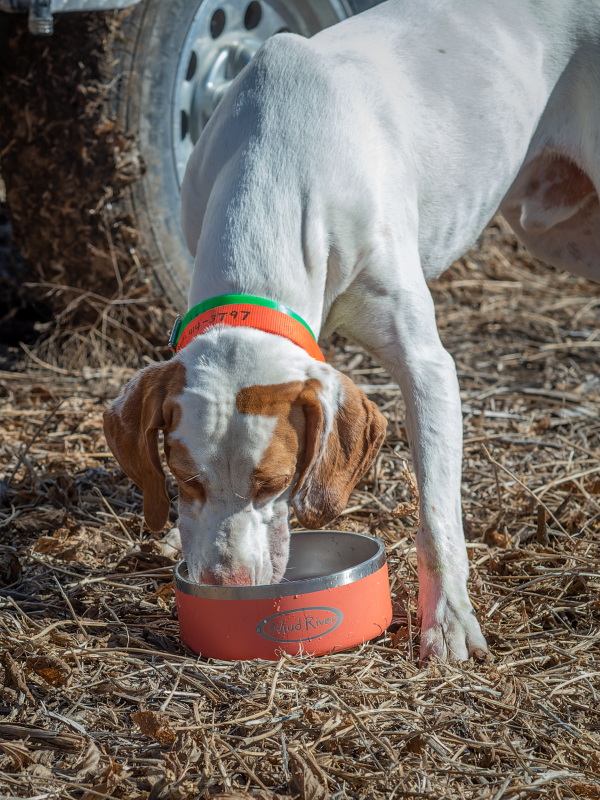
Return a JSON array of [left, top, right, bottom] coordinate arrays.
[[173, 530, 386, 600]]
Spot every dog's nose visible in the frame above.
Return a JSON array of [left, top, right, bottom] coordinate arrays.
[[199, 567, 254, 586]]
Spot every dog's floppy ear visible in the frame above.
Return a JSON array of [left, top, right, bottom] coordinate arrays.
[[293, 373, 387, 529], [103, 360, 185, 532]]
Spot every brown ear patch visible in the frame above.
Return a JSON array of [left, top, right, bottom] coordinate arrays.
[[103, 359, 186, 532], [236, 375, 386, 526], [237, 381, 320, 501], [292, 373, 387, 530]]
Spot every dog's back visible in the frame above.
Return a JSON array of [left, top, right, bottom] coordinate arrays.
[[182, 0, 600, 297]]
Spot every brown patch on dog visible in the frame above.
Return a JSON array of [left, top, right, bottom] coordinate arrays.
[[293, 373, 387, 529], [236, 381, 317, 502], [501, 151, 600, 278], [509, 153, 597, 235], [237, 375, 387, 527], [527, 156, 595, 212], [167, 440, 207, 505], [103, 360, 186, 531]]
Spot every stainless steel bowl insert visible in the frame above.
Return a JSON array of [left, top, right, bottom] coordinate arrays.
[[174, 530, 386, 600]]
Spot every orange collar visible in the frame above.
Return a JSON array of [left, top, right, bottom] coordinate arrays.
[[169, 294, 325, 363]]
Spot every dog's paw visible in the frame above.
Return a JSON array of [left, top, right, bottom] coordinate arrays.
[[418, 591, 488, 665]]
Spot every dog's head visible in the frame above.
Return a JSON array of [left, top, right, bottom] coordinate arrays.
[[103, 329, 386, 586]]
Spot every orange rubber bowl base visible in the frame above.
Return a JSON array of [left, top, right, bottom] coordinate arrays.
[[175, 563, 391, 661]]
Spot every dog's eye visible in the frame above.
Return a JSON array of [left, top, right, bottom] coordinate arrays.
[[253, 475, 291, 502], [176, 474, 206, 503]]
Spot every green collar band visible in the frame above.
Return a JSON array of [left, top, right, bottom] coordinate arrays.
[[169, 294, 318, 351]]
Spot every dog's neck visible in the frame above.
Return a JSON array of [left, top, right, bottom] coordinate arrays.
[[176, 326, 331, 392]]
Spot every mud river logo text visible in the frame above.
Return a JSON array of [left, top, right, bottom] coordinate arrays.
[[256, 607, 343, 642]]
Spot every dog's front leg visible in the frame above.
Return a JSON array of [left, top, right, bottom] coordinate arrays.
[[342, 270, 488, 663], [400, 348, 488, 664]]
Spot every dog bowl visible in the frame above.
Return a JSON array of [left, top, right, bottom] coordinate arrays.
[[174, 530, 391, 660]]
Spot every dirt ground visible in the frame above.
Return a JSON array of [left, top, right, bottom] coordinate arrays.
[[1, 218, 600, 799]]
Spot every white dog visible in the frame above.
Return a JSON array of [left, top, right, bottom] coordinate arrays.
[[104, 0, 600, 662]]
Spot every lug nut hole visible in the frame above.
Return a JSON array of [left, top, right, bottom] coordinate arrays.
[[186, 51, 197, 81], [210, 8, 226, 38], [244, 1, 261, 30]]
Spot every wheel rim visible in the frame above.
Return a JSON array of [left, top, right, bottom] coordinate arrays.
[[172, 0, 331, 186]]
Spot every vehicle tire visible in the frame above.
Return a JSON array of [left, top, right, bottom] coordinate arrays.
[[0, 11, 141, 304], [1, 9, 179, 370], [108, 0, 349, 310]]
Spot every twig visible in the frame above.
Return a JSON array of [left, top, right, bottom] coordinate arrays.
[[214, 735, 269, 790], [492, 459, 503, 511], [53, 575, 88, 639], [482, 445, 572, 539], [93, 487, 135, 542], [7, 399, 65, 486], [100, 597, 129, 648], [159, 663, 184, 712], [390, 566, 418, 606], [19, 341, 69, 374]]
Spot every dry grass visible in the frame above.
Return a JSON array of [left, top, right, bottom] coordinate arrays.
[[1, 218, 600, 800]]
